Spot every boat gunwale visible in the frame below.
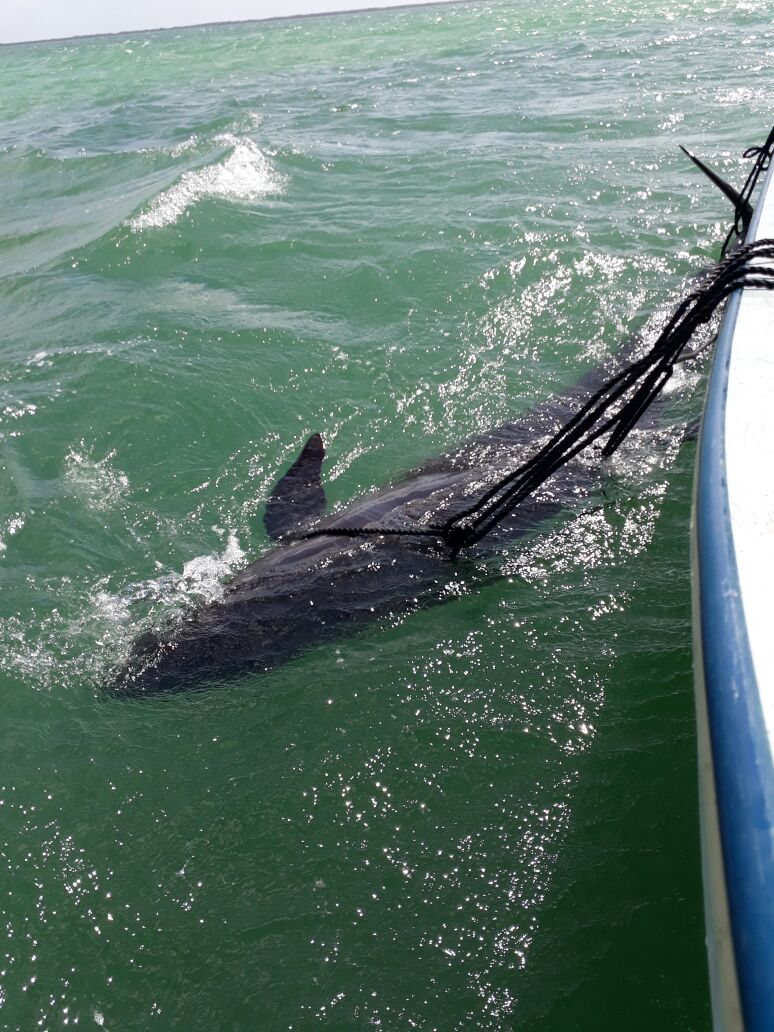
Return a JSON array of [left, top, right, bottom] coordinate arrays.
[[694, 154, 774, 1031]]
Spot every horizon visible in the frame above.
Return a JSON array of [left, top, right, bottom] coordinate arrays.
[[0, 0, 457, 47]]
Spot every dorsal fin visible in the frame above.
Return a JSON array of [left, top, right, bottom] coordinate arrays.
[[680, 144, 754, 227], [264, 433, 327, 540]]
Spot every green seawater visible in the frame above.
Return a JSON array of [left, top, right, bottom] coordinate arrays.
[[1, 0, 772, 1027]]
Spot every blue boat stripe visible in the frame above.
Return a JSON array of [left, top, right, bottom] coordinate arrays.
[[696, 279, 774, 1031]]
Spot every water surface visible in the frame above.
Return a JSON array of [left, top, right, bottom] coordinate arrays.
[[1, 1, 773, 1027]]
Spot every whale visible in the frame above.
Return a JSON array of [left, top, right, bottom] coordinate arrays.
[[108, 337, 666, 697]]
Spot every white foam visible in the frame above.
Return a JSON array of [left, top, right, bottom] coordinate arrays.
[[47, 532, 249, 688], [0, 514, 25, 554], [177, 532, 245, 604], [93, 533, 244, 636], [64, 447, 129, 512], [129, 136, 285, 231]]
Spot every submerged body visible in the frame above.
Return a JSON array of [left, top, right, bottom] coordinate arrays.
[[110, 347, 643, 696]]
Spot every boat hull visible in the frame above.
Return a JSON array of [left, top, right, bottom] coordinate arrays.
[[692, 155, 774, 1031]]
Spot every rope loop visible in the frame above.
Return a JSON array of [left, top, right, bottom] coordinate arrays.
[[723, 124, 774, 255]]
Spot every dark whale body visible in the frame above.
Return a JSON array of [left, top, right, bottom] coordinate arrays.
[[109, 344, 651, 697]]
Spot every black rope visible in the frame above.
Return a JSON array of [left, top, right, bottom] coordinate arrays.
[[437, 241, 774, 554], [722, 124, 774, 255], [299, 132, 774, 557]]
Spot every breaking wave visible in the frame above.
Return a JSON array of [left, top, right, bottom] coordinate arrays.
[[129, 135, 286, 231]]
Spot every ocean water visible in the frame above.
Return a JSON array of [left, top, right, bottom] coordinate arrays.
[[1, 0, 772, 1027]]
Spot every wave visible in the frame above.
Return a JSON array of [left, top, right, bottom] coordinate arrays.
[[128, 135, 286, 231]]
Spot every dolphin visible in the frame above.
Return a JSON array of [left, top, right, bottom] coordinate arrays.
[[108, 339, 661, 697]]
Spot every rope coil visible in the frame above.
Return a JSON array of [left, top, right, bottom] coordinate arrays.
[[301, 130, 774, 558]]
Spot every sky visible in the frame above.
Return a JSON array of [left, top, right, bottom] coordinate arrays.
[[0, 0, 439, 45]]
